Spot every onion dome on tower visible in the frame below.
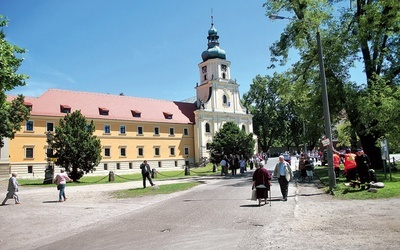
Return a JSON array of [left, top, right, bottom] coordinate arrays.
[[201, 20, 226, 62]]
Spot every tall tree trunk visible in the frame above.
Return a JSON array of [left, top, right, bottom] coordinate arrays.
[[358, 134, 384, 169]]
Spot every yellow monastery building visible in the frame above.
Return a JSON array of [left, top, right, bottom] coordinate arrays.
[[1, 21, 254, 179]]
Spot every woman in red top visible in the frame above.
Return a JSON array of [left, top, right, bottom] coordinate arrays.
[[333, 153, 341, 178], [252, 163, 272, 206]]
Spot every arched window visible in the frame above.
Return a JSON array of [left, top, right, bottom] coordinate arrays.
[[205, 123, 210, 133], [241, 125, 246, 132], [223, 95, 227, 104], [222, 73, 226, 79], [206, 142, 211, 150]]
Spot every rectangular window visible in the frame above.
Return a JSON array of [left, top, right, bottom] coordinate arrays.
[[120, 125, 126, 134], [116, 163, 120, 170], [28, 165, 33, 174], [138, 147, 144, 156], [46, 122, 54, 132], [129, 163, 133, 169], [26, 121, 34, 131], [120, 147, 126, 157], [104, 125, 111, 134], [183, 128, 189, 136], [154, 127, 159, 135], [158, 161, 162, 168], [137, 126, 143, 135], [169, 127, 174, 136], [174, 161, 178, 167], [104, 163, 108, 170], [26, 147, 34, 158], [170, 147, 175, 156], [104, 148, 111, 157], [154, 147, 160, 156], [184, 147, 189, 155]]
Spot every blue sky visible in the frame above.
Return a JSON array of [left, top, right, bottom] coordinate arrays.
[[2, 0, 289, 101], [2, 0, 364, 101]]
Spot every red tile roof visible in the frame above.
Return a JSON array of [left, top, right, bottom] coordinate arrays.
[[8, 89, 196, 124]]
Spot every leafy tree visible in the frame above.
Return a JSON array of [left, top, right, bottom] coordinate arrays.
[[0, 16, 30, 145], [49, 110, 102, 181], [263, 0, 400, 168], [208, 122, 255, 162], [243, 74, 287, 153]]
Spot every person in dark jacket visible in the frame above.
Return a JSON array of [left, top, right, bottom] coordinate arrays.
[[252, 163, 272, 205], [140, 160, 154, 188], [355, 149, 371, 190]]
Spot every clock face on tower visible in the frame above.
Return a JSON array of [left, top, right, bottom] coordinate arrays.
[[221, 64, 227, 72], [202, 66, 207, 74]]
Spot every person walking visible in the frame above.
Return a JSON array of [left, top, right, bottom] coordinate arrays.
[[1, 173, 20, 205], [54, 168, 72, 202], [252, 162, 272, 206], [140, 160, 154, 188], [334, 148, 357, 182], [333, 152, 341, 179], [298, 154, 307, 182], [273, 155, 293, 201], [355, 149, 371, 190], [304, 157, 313, 182], [220, 157, 228, 176]]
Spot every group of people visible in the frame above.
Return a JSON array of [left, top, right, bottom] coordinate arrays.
[[219, 154, 251, 176], [298, 154, 314, 182], [1, 168, 72, 206], [333, 147, 372, 190], [252, 155, 293, 205], [2, 160, 158, 206]]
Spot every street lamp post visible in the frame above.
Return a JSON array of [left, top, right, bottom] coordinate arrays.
[[269, 14, 336, 192]]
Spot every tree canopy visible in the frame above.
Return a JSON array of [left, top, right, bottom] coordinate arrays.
[[0, 16, 30, 144], [49, 110, 102, 181], [262, 0, 400, 166], [208, 122, 255, 163]]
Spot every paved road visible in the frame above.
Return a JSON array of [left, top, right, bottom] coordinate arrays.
[[1, 156, 399, 250]]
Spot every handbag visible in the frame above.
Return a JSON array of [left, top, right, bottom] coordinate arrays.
[[251, 189, 257, 200]]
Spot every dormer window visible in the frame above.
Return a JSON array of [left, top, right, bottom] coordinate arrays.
[[99, 107, 109, 116], [60, 105, 71, 113], [24, 102, 33, 110], [163, 112, 173, 119], [131, 110, 141, 118]]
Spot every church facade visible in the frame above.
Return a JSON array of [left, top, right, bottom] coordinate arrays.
[[0, 22, 254, 179]]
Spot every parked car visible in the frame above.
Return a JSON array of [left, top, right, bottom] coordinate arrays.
[[282, 153, 291, 165]]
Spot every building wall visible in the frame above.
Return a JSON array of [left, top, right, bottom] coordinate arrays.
[[6, 115, 195, 179], [0, 137, 10, 178]]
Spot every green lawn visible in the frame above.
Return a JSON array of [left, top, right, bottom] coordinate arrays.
[[18, 163, 219, 187], [111, 182, 200, 199], [313, 165, 400, 199]]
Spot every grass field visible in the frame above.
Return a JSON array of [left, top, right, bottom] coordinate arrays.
[[18, 164, 218, 187], [111, 182, 200, 199], [314, 164, 400, 199]]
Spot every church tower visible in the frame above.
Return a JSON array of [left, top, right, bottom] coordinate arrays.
[[193, 18, 254, 161]]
